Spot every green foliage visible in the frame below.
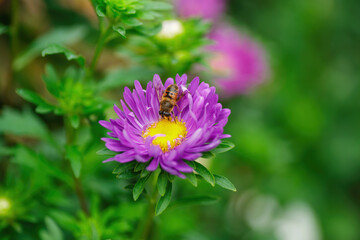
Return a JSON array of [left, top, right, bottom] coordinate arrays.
[[14, 26, 87, 70], [193, 161, 215, 187], [94, 0, 172, 37], [0, 107, 47, 138], [123, 18, 211, 76], [133, 171, 152, 201], [39, 217, 64, 240], [155, 182, 172, 216], [65, 146, 82, 178], [42, 44, 85, 67]]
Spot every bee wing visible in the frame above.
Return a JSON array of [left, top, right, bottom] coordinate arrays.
[[154, 82, 163, 103]]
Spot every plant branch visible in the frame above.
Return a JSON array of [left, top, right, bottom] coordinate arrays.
[[132, 171, 160, 240], [65, 118, 90, 217], [89, 26, 112, 73]]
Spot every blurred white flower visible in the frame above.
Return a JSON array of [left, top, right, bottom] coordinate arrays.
[[275, 202, 321, 240], [157, 20, 184, 39]]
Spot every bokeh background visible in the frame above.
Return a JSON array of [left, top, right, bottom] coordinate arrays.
[[1, 0, 360, 239]]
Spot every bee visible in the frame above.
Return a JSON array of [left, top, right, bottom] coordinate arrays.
[[159, 84, 179, 120]]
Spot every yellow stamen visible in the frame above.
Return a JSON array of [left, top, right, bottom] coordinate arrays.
[[142, 118, 187, 152]]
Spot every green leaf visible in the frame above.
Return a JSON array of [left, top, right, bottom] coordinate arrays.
[[42, 44, 85, 67], [211, 140, 235, 154], [112, 162, 136, 174], [167, 173, 175, 182], [0, 24, 8, 35], [96, 148, 115, 156], [116, 169, 139, 179], [14, 25, 87, 70], [145, 1, 173, 10], [184, 172, 197, 187], [155, 182, 172, 216], [39, 217, 63, 240], [214, 174, 237, 192], [170, 196, 219, 208], [133, 172, 151, 201], [16, 89, 55, 112], [157, 171, 168, 196], [194, 161, 215, 187], [42, 64, 60, 97], [122, 17, 142, 27], [134, 162, 147, 172], [69, 115, 80, 129], [0, 107, 49, 140], [202, 151, 215, 159], [95, 5, 106, 17], [65, 146, 82, 178], [112, 25, 126, 38]]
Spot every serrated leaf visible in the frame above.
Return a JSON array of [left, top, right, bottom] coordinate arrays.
[[96, 148, 115, 156], [211, 140, 234, 154], [214, 174, 237, 192], [184, 172, 197, 187], [42, 44, 85, 67], [170, 196, 219, 208], [65, 145, 82, 178], [133, 173, 151, 201], [194, 162, 215, 187], [69, 115, 80, 129], [112, 25, 126, 38], [155, 182, 172, 216], [42, 64, 60, 97], [157, 171, 168, 196]]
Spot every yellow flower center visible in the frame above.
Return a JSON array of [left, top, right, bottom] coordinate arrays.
[[142, 118, 187, 152]]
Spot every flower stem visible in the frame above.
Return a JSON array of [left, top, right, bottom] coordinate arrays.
[[89, 26, 112, 73], [132, 171, 160, 240], [65, 118, 90, 217]]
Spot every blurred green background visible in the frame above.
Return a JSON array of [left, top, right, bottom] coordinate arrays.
[[1, 0, 360, 239]]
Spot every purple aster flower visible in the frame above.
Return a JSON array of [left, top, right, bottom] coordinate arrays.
[[99, 74, 230, 178], [207, 24, 270, 96], [174, 0, 226, 21]]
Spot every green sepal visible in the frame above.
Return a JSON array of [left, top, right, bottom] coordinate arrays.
[[133, 171, 152, 201], [112, 162, 136, 174], [155, 182, 172, 216], [96, 148, 115, 156], [157, 171, 168, 196], [194, 161, 215, 187], [214, 174, 237, 192], [184, 171, 198, 187], [211, 140, 235, 154]]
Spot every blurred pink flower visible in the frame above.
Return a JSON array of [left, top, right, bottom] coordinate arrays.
[[174, 0, 226, 21], [208, 24, 270, 96]]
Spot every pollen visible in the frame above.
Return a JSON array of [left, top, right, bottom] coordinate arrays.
[[142, 118, 187, 152]]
